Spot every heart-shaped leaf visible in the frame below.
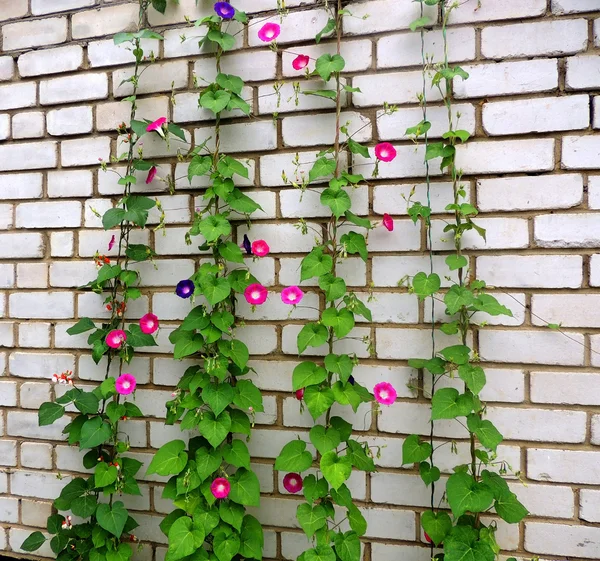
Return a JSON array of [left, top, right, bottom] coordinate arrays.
[[200, 90, 231, 114], [310, 425, 341, 455], [320, 451, 352, 490], [96, 501, 128, 537]]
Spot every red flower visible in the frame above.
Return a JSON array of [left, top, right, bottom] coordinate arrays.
[[383, 213, 394, 232], [374, 142, 397, 162], [292, 55, 309, 71]]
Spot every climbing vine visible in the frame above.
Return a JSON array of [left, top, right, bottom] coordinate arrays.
[[21, 2, 164, 559], [403, 2, 527, 559]]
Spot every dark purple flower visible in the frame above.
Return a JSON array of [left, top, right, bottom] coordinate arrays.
[[176, 279, 195, 299], [214, 2, 235, 19], [348, 375, 355, 386], [242, 234, 252, 255]]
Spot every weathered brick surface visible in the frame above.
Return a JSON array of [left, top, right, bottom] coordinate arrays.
[[0, 2, 599, 560]]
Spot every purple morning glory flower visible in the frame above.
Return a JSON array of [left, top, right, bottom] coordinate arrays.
[[242, 234, 252, 255], [176, 279, 195, 299], [348, 375, 355, 386], [214, 2, 235, 19]]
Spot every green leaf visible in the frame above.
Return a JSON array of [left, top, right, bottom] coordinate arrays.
[[340, 231, 367, 262], [229, 467, 260, 507], [425, 142, 455, 161], [71, 494, 98, 517], [219, 501, 245, 532], [306, 546, 336, 561], [228, 93, 251, 115], [316, 18, 335, 43], [494, 491, 528, 523], [182, 306, 210, 331], [468, 415, 503, 452], [67, 317, 95, 335], [446, 472, 494, 518], [310, 425, 341, 455], [315, 54, 345, 81], [168, 123, 186, 142], [218, 156, 249, 179], [214, 532, 240, 561], [401, 434, 432, 464], [198, 214, 231, 242], [168, 516, 205, 561], [347, 138, 370, 159], [126, 243, 155, 262], [21, 532, 46, 552], [80, 417, 112, 449], [200, 275, 231, 305], [275, 440, 313, 472], [103, 208, 126, 230], [301, 248, 333, 281], [193, 506, 220, 535], [439, 344, 471, 365], [95, 462, 118, 488], [309, 157, 336, 183], [207, 29, 236, 51], [195, 447, 222, 481], [412, 272, 440, 298], [216, 73, 244, 95], [446, 254, 468, 271], [321, 307, 354, 338], [239, 515, 264, 560], [444, 540, 495, 561], [126, 323, 157, 348], [471, 293, 512, 317], [320, 188, 351, 218], [292, 361, 328, 391], [458, 364, 486, 395], [234, 379, 263, 412], [409, 16, 430, 31], [297, 323, 328, 354], [296, 503, 327, 538], [223, 440, 251, 469], [419, 461, 441, 486], [304, 386, 335, 420], [444, 285, 475, 315], [324, 353, 353, 383], [96, 501, 128, 537], [147, 440, 188, 476], [198, 411, 231, 448], [421, 510, 451, 546], [224, 339, 250, 369], [219, 242, 244, 264], [334, 532, 360, 561], [347, 504, 367, 536], [174, 332, 205, 360], [227, 189, 261, 214], [39, 402, 65, 426], [151, 0, 167, 13], [431, 388, 473, 420], [303, 89, 337, 101], [202, 383, 234, 417], [188, 155, 212, 182]]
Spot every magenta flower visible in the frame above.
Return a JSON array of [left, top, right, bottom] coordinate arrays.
[[214, 1, 235, 18], [115, 373, 137, 395], [292, 55, 309, 71], [244, 283, 268, 305], [146, 166, 157, 184], [210, 477, 231, 499], [374, 142, 397, 162], [258, 22, 280, 43], [108, 235, 115, 251], [373, 382, 397, 406], [295, 388, 304, 400], [283, 473, 303, 494], [251, 240, 270, 257], [139, 313, 159, 335], [383, 213, 394, 232], [146, 117, 167, 133], [106, 329, 127, 349], [281, 286, 304, 305]]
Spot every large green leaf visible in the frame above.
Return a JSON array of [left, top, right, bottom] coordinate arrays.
[[96, 501, 128, 537], [233, 379, 264, 412], [223, 440, 251, 469], [320, 451, 352, 490], [304, 386, 335, 420], [494, 491, 528, 523], [229, 467, 260, 507], [297, 504, 327, 538], [200, 275, 231, 306], [239, 515, 263, 560], [21, 532, 46, 552], [95, 462, 118, 488], [79, 417, 112, 449], [319, 274, 346, 301], [412, 271, 441, 298], [320, 188, 351, 218], [214, 531, 240, 561], [198, 411, 231, 448], [444, 540, 495, 561], [324, 353, 354, 384], [67, 317, 96, 335], [334, 532, 360, 561], [315, 53, 345, 81], [292, 361, 328, 391], [188, 155, 212, 182], [467, 415, 503, 451], [168, 516, 205, 561], [401, 434, 432, 464], [301, 248, 333, 281], [305, 546, 336, 561], [275, 440, 313, 472], [39, 402, 65, 426], [219, 501, 245, 532], [193, 506, 220, 535], [297, 323, 328, 354], [195, 447, 222, 481], [200, 90, 231, 114], [446, 472, 494, 518], [321, 307, 354, 338], [198, 214, 231, 242], [202, 383, 234, 417], [458, 364, 486, 395], [431, 388, 473, 420], [421, 510, 452, 545], [147, 440, 188, 476], [309, 157, 336, 183], [445, 285, 475, 315], [310, 425, 341, 455], [340, 231, 367, 262]]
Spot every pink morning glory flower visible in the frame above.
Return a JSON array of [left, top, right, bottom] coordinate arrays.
[[106, 329, 127, 349], [373, 382, 397, 406], [258, 22, 280, 43], [146, 166, 157, 184], [251, 240, 270, 257], [292, 55, 309, 71], [244, 283, 268, 305], [211, 477, 231, 499], [374, 142, 397, 162], [108, 235, 116, 251], [115, 373, 137, 395], [139, 313, 159, 335], [283, 473, 303, 494], [295, 388, 304, 400], [281, 286, 304, 305], [383, 213, 394, 232], [146, 117, 167, 134]]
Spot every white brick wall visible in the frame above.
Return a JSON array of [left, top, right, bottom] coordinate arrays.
[[0, 1, 599, 560]]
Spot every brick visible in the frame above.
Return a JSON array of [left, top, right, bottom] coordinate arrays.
[[9, 293, 74, 319], [88, 38, 160, 68], [594, 96, 600, 129], [72, 4, 138, 39], [525, 522, 600, 558], [3, 18, 68, 51], [373, 255, 458, 288], [237, 223, 320, 254], [17, 201, 81, 229], [0, 172, 43, 199], [566, 55, 600, 89], [17, 263, 48, 288], [113, 61, 188, 97], [0, 114, 9, 140], [533, 294, 600, 328], [562, 136, 600, 169], [0, 497, 18, 522], [0, 56, 14, 80], [280, 186, 367, 218], [448, 0, 545, 23], [282, 111, 371, 147], [260, 151, 347, 187], [40, 73, 108, 105], [10, 528, 52, 558], [47, 106, 93, 136], [19, 323, 51, 348], [18, 45, 83, 77], [195, 51, 276, 84], [552, 0, 600, 14], [0, 0, 28, 21], [0, 82, 36, 110], [377, 328, 471, 361], [194, 121, 276, 153], [248, 9, 330, 47], [591, 254, 600, 287], [62, 137, 110, 167], [0, 204, 12, 229], [344, 0, 436, 34], [430, 217, 528, 250], [0, 264, 14, 288], [21, 442, 52, 469], [21, 500, 52, 528], [479, 330, 584, 366], [454, 60, 558, 98], [0, 381, 17, 406], [483, 95, 589, 135], [31, 0, 97, 14], [0, 233, 45, 258], [51, 232, 74, 257], [20, 381, 51, 409], [378, 27, 475, 69], [12, 111, 45, 139], [477, 174, 583, 212], [581, 489, 600, 522], [11, 469, 68, 498], [535, 213, 600, 248], [482, 19, 587, 59], [353, 70, 443, 107], [48, 170, 93, 198], [532, 371, 600, 405]]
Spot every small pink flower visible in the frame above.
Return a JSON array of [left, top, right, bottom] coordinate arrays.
[[373, 382, 397, 406], [283, 473, 303, 494], [108, 235, 116, 251], [139, 313, 159, 335], [281, 286, 304, 305], [146, 166, 157, 184], [251, 240, 270, 257], [146, 117, 167, 133], [374, 142, 397, 163], [383, 213, 394, 232], [106, 329, 127, 349], [115, 373, 137, 395], [295, 388, 304, 400], [210, 477, 231, 499], [244, 283, 268, 305], [258, 22, 280, 42], [292, 55, 309, 71]]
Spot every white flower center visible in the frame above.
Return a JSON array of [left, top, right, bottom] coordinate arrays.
[[122, 381, 130, 390], [252, 291, 261, 299], [288, 292, 297, 301], [379, 390, 388, 400]]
